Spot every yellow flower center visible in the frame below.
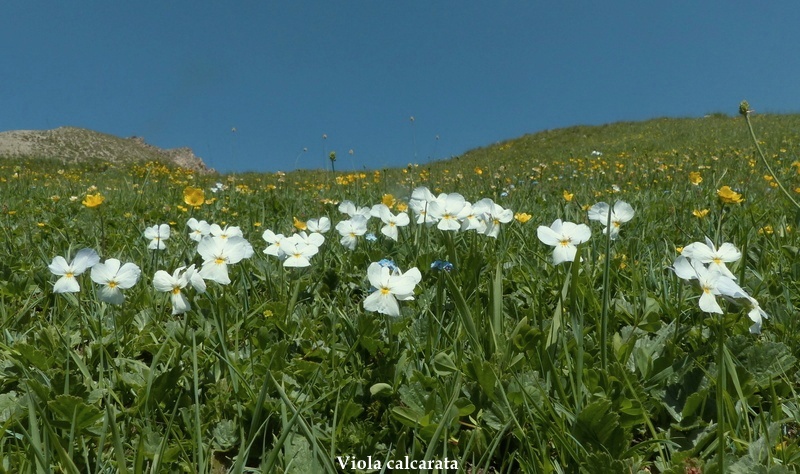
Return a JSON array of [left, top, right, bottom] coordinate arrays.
[[66, 272, 74, 279], [559, 239, 570, 247], [172, 287, 181, 295], [108, 281, 118, 288], [380, 287, 390, 295]]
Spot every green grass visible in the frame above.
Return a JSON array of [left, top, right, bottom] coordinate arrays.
[[1, 112, 799, 473]]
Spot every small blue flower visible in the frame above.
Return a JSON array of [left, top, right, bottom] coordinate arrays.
[[365, 233, 378, 242], [377, 259, 399, 273], [431, 260, 454, 272]]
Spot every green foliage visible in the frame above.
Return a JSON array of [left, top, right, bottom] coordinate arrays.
[[1, 113, 800, 472]]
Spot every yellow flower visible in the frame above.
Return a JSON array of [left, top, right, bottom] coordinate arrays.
[[293, 216, 307, 231], [758, 225, 773, 235], [183, 186, 205, 207], [253, 222, 262, 227], [692, 209, 709, 218], [514, 212, 532, 223], [382, 193, 396, 208], [688, 171, 702, 185], [717, 186, 744, 204], [563, 190, 574, 202], [395, 202, 408, 212], [82, 193, 105, 208], [474, 167, 483, 175], [675, 246, 683, 254]]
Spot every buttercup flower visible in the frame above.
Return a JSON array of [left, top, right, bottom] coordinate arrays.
[[144, 224, 171, 250], [48, 248, 100, 293], [588, 200, 635, 239], [90, 258, 141, 305], [82, 193, 105, 208], [293, 216, 307, 231], [363, 262, 421, 317], [717, 186, 744, 204], [183, 187, 205, 207], [514, 212, 532, 223], [537, 219, 591, 265], [689, 172, 703, 185]]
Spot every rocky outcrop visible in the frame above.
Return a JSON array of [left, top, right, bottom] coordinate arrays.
[[0, 127, 211, 173]]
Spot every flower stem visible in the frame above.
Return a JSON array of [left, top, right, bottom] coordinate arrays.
[[743, 109, 800, 210], [717, 318, 727, 472]]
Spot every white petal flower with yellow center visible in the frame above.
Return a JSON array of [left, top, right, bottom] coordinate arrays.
[[363, 262, 421, 317], [48, 248, 100, 293], [90, 258, 141, 305], [144, 224, 171, 250], [681, 237, 741, 280], [588, 201, 635, 239], [198, 236, 254, 285], [537, 219, 591, 265]]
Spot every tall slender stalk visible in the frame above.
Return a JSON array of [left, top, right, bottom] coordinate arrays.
[[741, 101, 800, 210]]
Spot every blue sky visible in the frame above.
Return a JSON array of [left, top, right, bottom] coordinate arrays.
[[2, 2, 799, 173]]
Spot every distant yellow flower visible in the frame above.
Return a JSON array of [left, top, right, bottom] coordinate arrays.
[[82, 193, 105, 208], [692, 209, 709, 218], [395, 202, 408, 212], [688, 171, 702, 185], [675, 246, 683, 254], [183, 187, 205, 207], [293, 216, 307, 231], [37, 222, 45, 228], [253, 222, 262, 227], [563, 190, 574, 202], [758, 225, 774, 235], [792, 161, 800, 174], [474, 167, 483, 175], [382, 194, 396, 208], [514, 212, 532, 223], [717, 186, 744, 204]]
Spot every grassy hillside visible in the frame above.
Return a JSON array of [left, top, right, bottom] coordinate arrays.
[[0, 113, 799, 472]]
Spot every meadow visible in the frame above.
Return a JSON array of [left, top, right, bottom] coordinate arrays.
[[0, 109, 799, 473]]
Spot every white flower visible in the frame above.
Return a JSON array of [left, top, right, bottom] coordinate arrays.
[[210, 182, 226, 193], [209, 224, 243, 240], [90, 258, 141, 305], [363, 262, 421, 317], [746, 297, 769, 334], [262, 230, 287, 257], [153, 266, 192, 315], [187, 218, 211, 242], [288, 231, 325, 248], [144, 224, 171, 250], [587, 201, 635, 239], [671, 255, 748, 314], [681, 237, 741, 280], [472, 198, 514, 238], [338, 201, 372, 220], [427, 193, 469, 231], [197, 236, 254, 284], [335, 215, 368, 250], [281, 241, 319, 268], [306, 216, 331, 233], [370, 204, 410, 241], [48, 248, 100, 293], [537, 219, 592, 265], [408, 186, 439, 225]]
